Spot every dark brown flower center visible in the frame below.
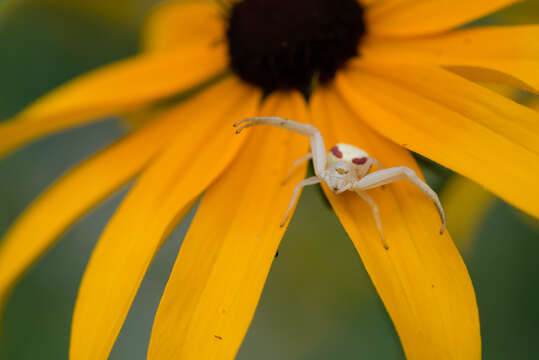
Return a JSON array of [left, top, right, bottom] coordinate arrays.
[[226, 0, 366, 93]]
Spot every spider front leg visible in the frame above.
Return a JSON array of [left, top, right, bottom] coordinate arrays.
[[351, 166, 446, 234], [234, 117, 327, 177]]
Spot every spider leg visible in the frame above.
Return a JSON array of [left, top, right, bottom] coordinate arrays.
[[355, 190, 389, 250], [283, 152, 312, 184], [370, 158, 384, 170], [351, 167, 446, 234], [369, 158, 385, 188], [234, 117, 327, 177], [280, 176, 321, 227]]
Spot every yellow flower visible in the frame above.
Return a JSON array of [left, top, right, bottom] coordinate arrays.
[[1, 0, 538, 359]]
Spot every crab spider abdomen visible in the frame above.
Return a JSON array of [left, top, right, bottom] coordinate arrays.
[[328, 143, 372, 179]]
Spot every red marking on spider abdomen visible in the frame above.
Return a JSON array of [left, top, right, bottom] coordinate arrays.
[[330, 146, 343, 158], [353, 157, 367, 165]]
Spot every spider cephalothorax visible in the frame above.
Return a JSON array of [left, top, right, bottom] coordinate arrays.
[[325, 143, 380, 193], [234, 117, 446, 249]]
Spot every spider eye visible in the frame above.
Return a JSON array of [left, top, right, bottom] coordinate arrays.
[[352, 157, 368, 165], [330, 146, 343, 159], [336, 168, 348, 175]]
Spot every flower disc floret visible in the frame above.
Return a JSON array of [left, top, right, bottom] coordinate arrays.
[[227, 0, 366, 93]]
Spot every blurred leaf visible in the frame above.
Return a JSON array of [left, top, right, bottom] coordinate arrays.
[[0, 2, 138, 118], [0, 0, 16, 22], [494, 0, 539, 24], [441, 175, 495, 252], [1, 0, 155, 27]]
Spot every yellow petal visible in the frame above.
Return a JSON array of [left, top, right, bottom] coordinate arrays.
[[147, 91, 310, 360], [311, 85, 480, 360], [366, 0, 521, 37], [359, 0, 381, 6], [143, 1, 226, 52], [219, 0, 240, 5], [336, 62, 539, 218], [0, 105, 197, 311], [363, 25, 539, 93], [441, 176, 495, 252], [0, 44, 227, 158], [69, 77, 261, 360]]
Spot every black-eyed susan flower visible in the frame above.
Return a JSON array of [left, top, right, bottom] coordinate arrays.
[[1, 0, 538, 359]]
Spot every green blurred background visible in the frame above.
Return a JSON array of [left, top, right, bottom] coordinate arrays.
[[0, 0, 538, 359]]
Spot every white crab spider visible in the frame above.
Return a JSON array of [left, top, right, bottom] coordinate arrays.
[[234, 117, 446, 249]]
